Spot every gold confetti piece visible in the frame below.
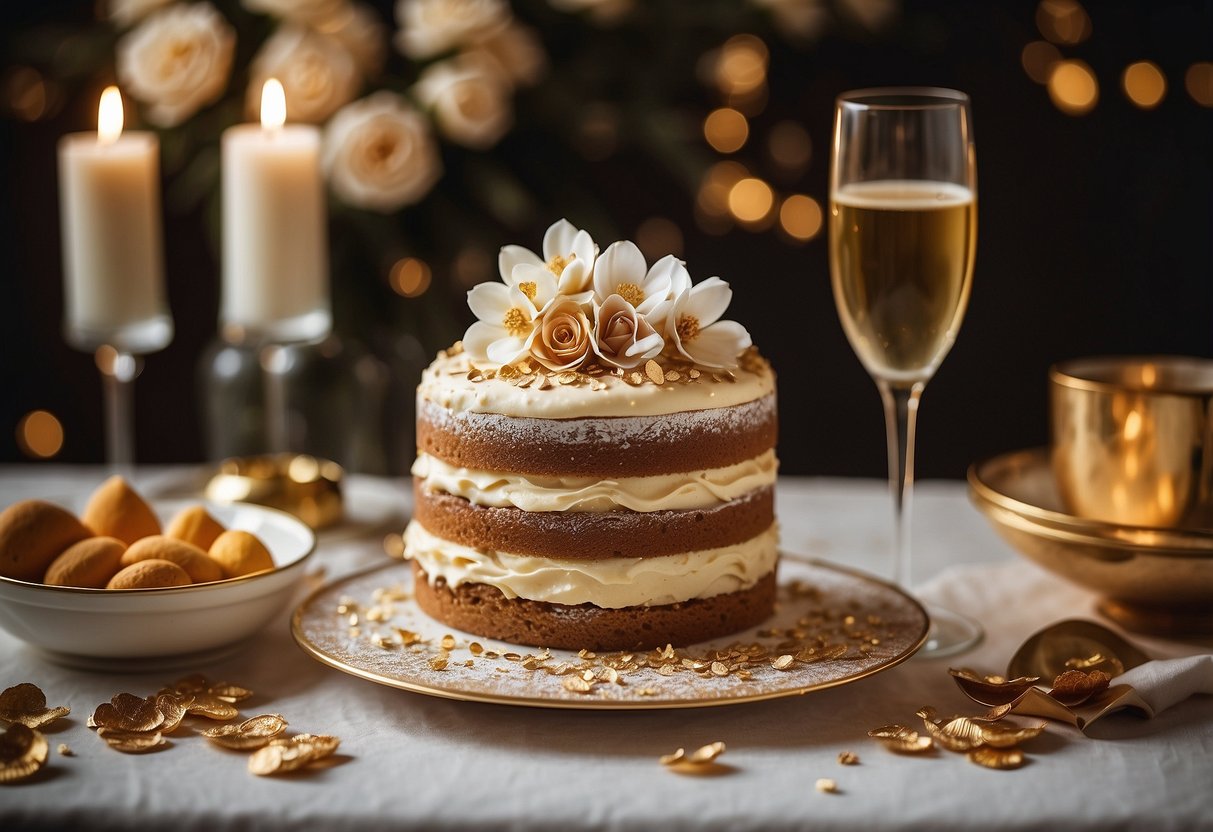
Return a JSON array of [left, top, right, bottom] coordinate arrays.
[[0, 723, 48, 782], [200, 714, 289, 750], [710, 661, 729, 677], [974, 720, 1047, 749], [97, 728, 166, 754], [440, 635, 456, 651], [0, 683, 70, 729], [170, 674, 209, 694], [772, 654, 795, 671], [57, 743, 73, 757], [665, 371, 681, 381], [644, 360, 665, 385], [686, 741, 726, 764], [208, 683, 253, 704], [816, 778, 839, 793], [395, 628, 421, 646], [151, 692, 193, 734], [186, 694, 240, 722], [563, 676, 593, 693], [659, 748, 685, 766], [949, 668, 1041, 706], [90, 693, 165, 733], [428, 656, 448, 671], [837, 751, 859, 765], [1049, 669, 1111, 706], [248, 734, 340, 776], [638, 688, 658, 697], [968, 746, 1025, 770], [868, 725, 933, 754], [469, 642, 484, 656]]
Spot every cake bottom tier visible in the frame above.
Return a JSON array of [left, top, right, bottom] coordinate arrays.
[[412, 561, 777, 651]]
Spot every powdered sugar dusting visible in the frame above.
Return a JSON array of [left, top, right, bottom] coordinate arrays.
[[293, 556, 928, 709]]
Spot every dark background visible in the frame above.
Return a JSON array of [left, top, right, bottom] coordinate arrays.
[[2, 0, 1211, 478]]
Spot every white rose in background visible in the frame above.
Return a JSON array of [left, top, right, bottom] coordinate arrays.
[[592, 294, 663, 369], [248, 25, 360, 124], [531, 297, 593, 371], [467, 22, 546, 90], [242, 0, 346, 24], [413, 57, 512, 150], [591, 241, 675, 317], [107, 0, 172, 28], [323, 92, 442, 212], [116, 2, 235, 127], [318, 3, 388, 77], [501, 218, 598, 295], [664, 277, 752, 369], [395, 0, 510, 60]]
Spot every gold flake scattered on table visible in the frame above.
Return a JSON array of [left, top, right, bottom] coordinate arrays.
[[867, 725, 934, 754], [1049, 669, 1111, 706], [0, 683, 70, 729], [837, 751, 859, 765], [815, 778, 839, 793], [201, 715, 289, 750], [0, 722, 49, 783], [96, 728, 166, 754], [248, 734, 340, 777], [57, 743, 73, 757]]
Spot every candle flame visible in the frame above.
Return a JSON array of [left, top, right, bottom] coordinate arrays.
[[98, 86, 123, 145], [261, 78, 286, 131]]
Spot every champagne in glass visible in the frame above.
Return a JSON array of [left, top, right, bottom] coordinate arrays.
[[829, 88, 982, 657]]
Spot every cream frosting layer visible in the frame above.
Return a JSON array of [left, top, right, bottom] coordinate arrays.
[[418, 347, 775, 419], [404, 520, 779, 608], [411, 449, 777, 512]]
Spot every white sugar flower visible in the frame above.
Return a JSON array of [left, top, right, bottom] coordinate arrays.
[[499, 218, 598, 296], [591, 242, 679, 318], [665, 277, 752, 369], [248, 24, 360, 124], [463, 282, 542, 366], [116, 2, 235, 127], [323, 92, 442, 212], [107, 0, 172, 28], [242, 0, 345, 24], [592, 294, 663, 369], [395, 0, 510, 60], [413, 56, 512, 150]]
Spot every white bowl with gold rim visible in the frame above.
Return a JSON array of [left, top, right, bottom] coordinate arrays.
[[0, 501, 315, 669]]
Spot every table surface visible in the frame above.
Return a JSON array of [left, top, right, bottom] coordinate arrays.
[[2, 466, 1211, 832]]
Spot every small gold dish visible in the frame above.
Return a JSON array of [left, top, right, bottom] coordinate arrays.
[[205, 454, 344, 530], [967, 448, 1213, 637]]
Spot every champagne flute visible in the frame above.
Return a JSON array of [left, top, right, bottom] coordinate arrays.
[[828, 87, 982, 657]]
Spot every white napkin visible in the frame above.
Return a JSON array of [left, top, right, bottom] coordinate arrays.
[[1113, 654, 1213, 714]]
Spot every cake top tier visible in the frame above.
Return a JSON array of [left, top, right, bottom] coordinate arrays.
[[418, 343, 774, 419]]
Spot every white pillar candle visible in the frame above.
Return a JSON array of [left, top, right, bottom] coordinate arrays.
[[221, 78, 330, 343], [57, 86, 171, 353]]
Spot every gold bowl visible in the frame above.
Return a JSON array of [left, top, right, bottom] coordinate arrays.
[[1050, 355, 1213, 528], [967, 447, 1213, 636], [205, 454, 344, 530]]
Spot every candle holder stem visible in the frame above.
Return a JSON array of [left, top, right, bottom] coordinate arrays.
[[96, 346, 140, 477], [261, 343, 290, 454]]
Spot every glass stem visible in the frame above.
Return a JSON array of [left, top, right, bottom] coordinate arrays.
[[261, 344, 289, 454], [878, 380, 924, 589], [99, 348, 140, 477]]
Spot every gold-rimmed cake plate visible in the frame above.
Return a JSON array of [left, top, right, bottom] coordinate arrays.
[[967, 448, 1213, 636], [290, 554, 928, 710]]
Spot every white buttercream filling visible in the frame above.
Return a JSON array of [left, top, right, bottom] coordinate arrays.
[[404, 521, 779, 608], [418, 348, 775, 419], [412, 450, 778, 512]]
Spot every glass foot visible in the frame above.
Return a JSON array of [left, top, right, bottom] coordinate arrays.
[[915, 603, 983, 659]]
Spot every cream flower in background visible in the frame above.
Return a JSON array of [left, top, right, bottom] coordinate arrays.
[[317, 3, 388, 77], [413, 56, 512, 150], [249, 25, 360, 124], [107, 0, 173, 28], [467, 22, 546, 90], [530, 297, 593, 371], [592, 294, 663, 369], [664, 277, 752, 369], [323, 92, 442, 212], [242, 0, 345, 24], [500, 218, 598, 296], [116, 2, 235, 127], [463, 282, 542, 366], [591, 241, 675, 318], [395, 0, 510, 60]]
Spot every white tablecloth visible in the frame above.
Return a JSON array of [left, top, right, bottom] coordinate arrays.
[[2, 467, 1211, 832]]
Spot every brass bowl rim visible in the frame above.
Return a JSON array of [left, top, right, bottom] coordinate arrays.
[[1049, 354, 1213, 396], [966, 447, 1213, 556]]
